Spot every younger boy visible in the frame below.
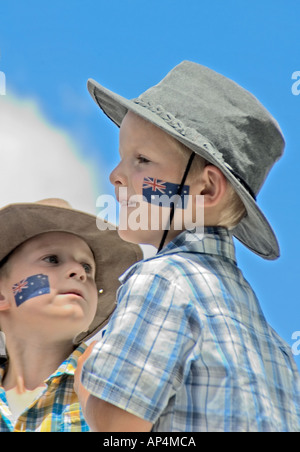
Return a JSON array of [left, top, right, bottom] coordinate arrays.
[[75, 61, 300, 432], [0, 198, 142, 432]]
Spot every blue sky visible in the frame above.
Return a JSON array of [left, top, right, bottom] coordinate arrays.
[[0, 0, 299, 370]]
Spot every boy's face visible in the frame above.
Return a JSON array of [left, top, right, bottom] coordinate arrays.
[[110, 112, 201, 247], [0, 232, 98, 342]]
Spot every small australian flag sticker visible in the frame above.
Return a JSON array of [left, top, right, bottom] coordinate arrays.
[[12, 274, 50, 307]]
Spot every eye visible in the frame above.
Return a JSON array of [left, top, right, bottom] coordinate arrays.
[[137, 155, 150, 164], [43, 255, 59, 264], [82, 262, 93, 274]]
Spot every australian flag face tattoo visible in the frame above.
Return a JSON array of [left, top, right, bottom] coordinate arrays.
[[12, 274, 50, 307], [142, 177, 190, 209]]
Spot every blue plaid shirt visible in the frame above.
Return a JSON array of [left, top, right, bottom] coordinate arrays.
[[82, 227, 300, 432]]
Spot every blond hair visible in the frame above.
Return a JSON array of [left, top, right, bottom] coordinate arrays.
[[174, 140, 246, 229]]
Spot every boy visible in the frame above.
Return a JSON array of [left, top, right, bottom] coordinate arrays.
[[0, 198, 142, 432], [75, 61, 300, 431]]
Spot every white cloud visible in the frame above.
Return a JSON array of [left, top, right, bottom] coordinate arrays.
[[0, 93, 150, 262], [0, 94, 98, 214]]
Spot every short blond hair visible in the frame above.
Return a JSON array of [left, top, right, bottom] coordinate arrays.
[[174, 140, 246, 229]]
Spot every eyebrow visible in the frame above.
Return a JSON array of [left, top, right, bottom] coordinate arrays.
[[30, 242, 96, 266]]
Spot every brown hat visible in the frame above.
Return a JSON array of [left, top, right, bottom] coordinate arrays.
[[0, 198, 143, 344]]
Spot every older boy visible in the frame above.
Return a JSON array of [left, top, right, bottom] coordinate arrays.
[[0, 198, 142, 432], [75, 61, 300, 432]]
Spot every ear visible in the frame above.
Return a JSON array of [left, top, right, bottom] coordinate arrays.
[[199, 165, 227, 207], [0, 290, 11, 312]]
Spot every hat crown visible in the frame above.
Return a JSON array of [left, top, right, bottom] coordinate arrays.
[[134, 61, 284, 195]]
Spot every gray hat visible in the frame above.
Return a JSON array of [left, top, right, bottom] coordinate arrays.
[[87, 61, 285, 260]]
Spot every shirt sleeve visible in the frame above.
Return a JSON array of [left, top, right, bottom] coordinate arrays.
[[81, 267, 202, 423]]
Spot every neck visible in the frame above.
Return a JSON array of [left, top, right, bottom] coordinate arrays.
[[2, 332, 74, 393]]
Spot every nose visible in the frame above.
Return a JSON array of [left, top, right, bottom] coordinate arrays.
[[109, 161, 127, 188], [67, 262, 87, 282]]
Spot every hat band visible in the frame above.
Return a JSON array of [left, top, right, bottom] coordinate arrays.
[[133, 98, 228, 166]]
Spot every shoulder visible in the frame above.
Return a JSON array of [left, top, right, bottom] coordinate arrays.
[[118, 250, 220, 310], [122, 252, 198, 287], [119, 242, 248, 314], [126, 242, 229, 284]]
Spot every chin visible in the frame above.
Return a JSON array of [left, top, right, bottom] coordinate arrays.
[[117, 228, 159, 248]]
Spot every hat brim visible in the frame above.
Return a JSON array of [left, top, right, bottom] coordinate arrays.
[[0, 203, 143, 343], [88, 78, 280, 260]]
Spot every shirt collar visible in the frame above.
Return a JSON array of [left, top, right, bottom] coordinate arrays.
[[120, 227, 237, 283], [45, 343, 87, 382]]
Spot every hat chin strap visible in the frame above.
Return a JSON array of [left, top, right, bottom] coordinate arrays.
[[157, 152, 196, 253]]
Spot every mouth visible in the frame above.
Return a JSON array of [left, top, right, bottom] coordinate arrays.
[[117, 192, 137, 208], [119, 199, 137, 208], [60, 290, 85, 300]]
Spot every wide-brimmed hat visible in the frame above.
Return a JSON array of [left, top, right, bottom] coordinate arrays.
[[0, 199, 143, 343], [87, 61, 285, 260]]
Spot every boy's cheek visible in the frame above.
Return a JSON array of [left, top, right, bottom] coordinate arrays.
[[131, 172, 147, 196], [12, 274, 50, 307]]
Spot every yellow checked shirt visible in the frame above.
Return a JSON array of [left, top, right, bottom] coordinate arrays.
[[0, 344, 90, 432]]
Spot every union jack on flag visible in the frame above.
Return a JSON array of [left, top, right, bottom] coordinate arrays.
[[142, 177, 190, 209], [143, 177, 167, 194], [13, 279, 29, 295]]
